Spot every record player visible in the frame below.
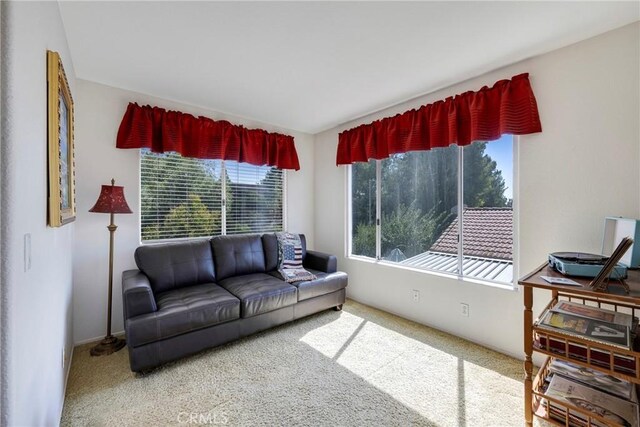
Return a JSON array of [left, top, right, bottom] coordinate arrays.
[[548, 252, 628, 279], [547, 217, 640, 279], [549, 217, 640, 279]]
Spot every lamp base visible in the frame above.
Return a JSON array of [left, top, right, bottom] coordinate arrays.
[[90, 335, 126, 357]]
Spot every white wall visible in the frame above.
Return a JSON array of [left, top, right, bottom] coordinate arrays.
[[314, 22, 640, 359], [72, 80, 315, 344], [1, 2, 76, 425], [0, 5, 4, 423]]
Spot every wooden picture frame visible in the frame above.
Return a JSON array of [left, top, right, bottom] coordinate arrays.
[[47, 50, 75, 227]]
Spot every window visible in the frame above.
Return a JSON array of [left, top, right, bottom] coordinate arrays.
[[349, 136, 514, 285], [141, 149, 284, 241], [351, 159, 377, 258], [224, 161, 284, 235]]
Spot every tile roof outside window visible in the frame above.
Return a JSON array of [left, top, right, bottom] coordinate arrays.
[[400, 208, 513, 284], [429, 207, 513, 260]]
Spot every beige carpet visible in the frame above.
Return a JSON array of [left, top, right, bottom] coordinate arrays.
[[62, 300, 539, 427]]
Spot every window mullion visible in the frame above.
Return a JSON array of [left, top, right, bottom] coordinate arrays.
[[221, 161, 227, 235], [457, 146, 464, 277], [375, 160, 382, 261], [282, 170, 287, 232]]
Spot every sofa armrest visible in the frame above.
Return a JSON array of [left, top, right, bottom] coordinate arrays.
[[304, 250, 337, 274], [122, 270, 157, 319]]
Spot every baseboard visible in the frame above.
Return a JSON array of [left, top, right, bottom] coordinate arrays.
[[64, 345, 73, 392], [74, 330, 125, 346], [58, 344, 74, 425]]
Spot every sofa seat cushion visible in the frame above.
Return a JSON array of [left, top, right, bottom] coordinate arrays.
[[286, 269, 348, 301], [218, 274, 298, 318], [126, 283, 240, 347]]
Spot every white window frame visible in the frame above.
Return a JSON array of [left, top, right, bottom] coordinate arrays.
[[346, 137, 517, 289], [138, 150, 287, 244]]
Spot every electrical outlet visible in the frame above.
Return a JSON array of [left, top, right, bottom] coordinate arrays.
[[461, 303, 469, 317], [412, 289, 420, 302]]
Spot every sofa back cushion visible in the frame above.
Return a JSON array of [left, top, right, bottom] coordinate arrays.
[[211, 234, 266, 281], [263, 233, 306, 272], [134, 240, 215, 294]]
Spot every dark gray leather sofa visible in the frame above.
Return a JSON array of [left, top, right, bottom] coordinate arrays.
[[121, 233, 347, 372]]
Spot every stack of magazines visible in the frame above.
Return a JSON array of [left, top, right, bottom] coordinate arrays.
[[534, 301, 639, 374], [541, 359, 638, 427], [537, 301, 637, 350]]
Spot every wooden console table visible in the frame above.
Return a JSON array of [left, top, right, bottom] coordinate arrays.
[[519, 264, 640, 426]]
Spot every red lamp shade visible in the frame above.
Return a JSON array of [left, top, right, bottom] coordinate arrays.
[[89, 180, 133, 214]]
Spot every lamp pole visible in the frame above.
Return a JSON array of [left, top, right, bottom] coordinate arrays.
[[106, 210, 117, 339]]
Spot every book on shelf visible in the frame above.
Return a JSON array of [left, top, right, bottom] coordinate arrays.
[[536, 335, 636, 375], [544, 374, 638, 427], [549, 359, 636, 401], [537, 310, 632, 349], [552, 301, 636, 331]]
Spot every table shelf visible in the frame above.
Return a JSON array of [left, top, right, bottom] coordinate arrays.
[[532, 357, 632, 427], [519, 263, 640, 426]]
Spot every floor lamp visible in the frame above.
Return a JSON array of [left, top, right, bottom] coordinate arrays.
[[89, 178, 132, 356]]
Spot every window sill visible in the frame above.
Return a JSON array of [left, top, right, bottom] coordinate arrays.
[[346, 255, 517, 291]]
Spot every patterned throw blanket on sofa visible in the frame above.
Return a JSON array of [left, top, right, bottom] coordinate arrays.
[[276, 232, 317, 283]]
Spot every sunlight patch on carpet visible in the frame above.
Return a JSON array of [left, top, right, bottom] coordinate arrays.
[[299, 308, 523, 425], [298, 311, 367, 358]]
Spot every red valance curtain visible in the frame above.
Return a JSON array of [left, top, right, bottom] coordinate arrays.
[[336, 73, 541, 165], [116, 103, 300, 170]]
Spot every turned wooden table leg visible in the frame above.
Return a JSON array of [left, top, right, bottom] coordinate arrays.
[[524, 285, 534, 427]]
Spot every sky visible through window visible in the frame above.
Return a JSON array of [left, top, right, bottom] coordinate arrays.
[[484, 134, 513, 200]]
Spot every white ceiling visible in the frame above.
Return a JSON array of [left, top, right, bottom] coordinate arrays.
[[59, 1, 639, 134]]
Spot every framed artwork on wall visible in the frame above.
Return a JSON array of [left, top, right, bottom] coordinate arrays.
[[47, 50, 75, 227]]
